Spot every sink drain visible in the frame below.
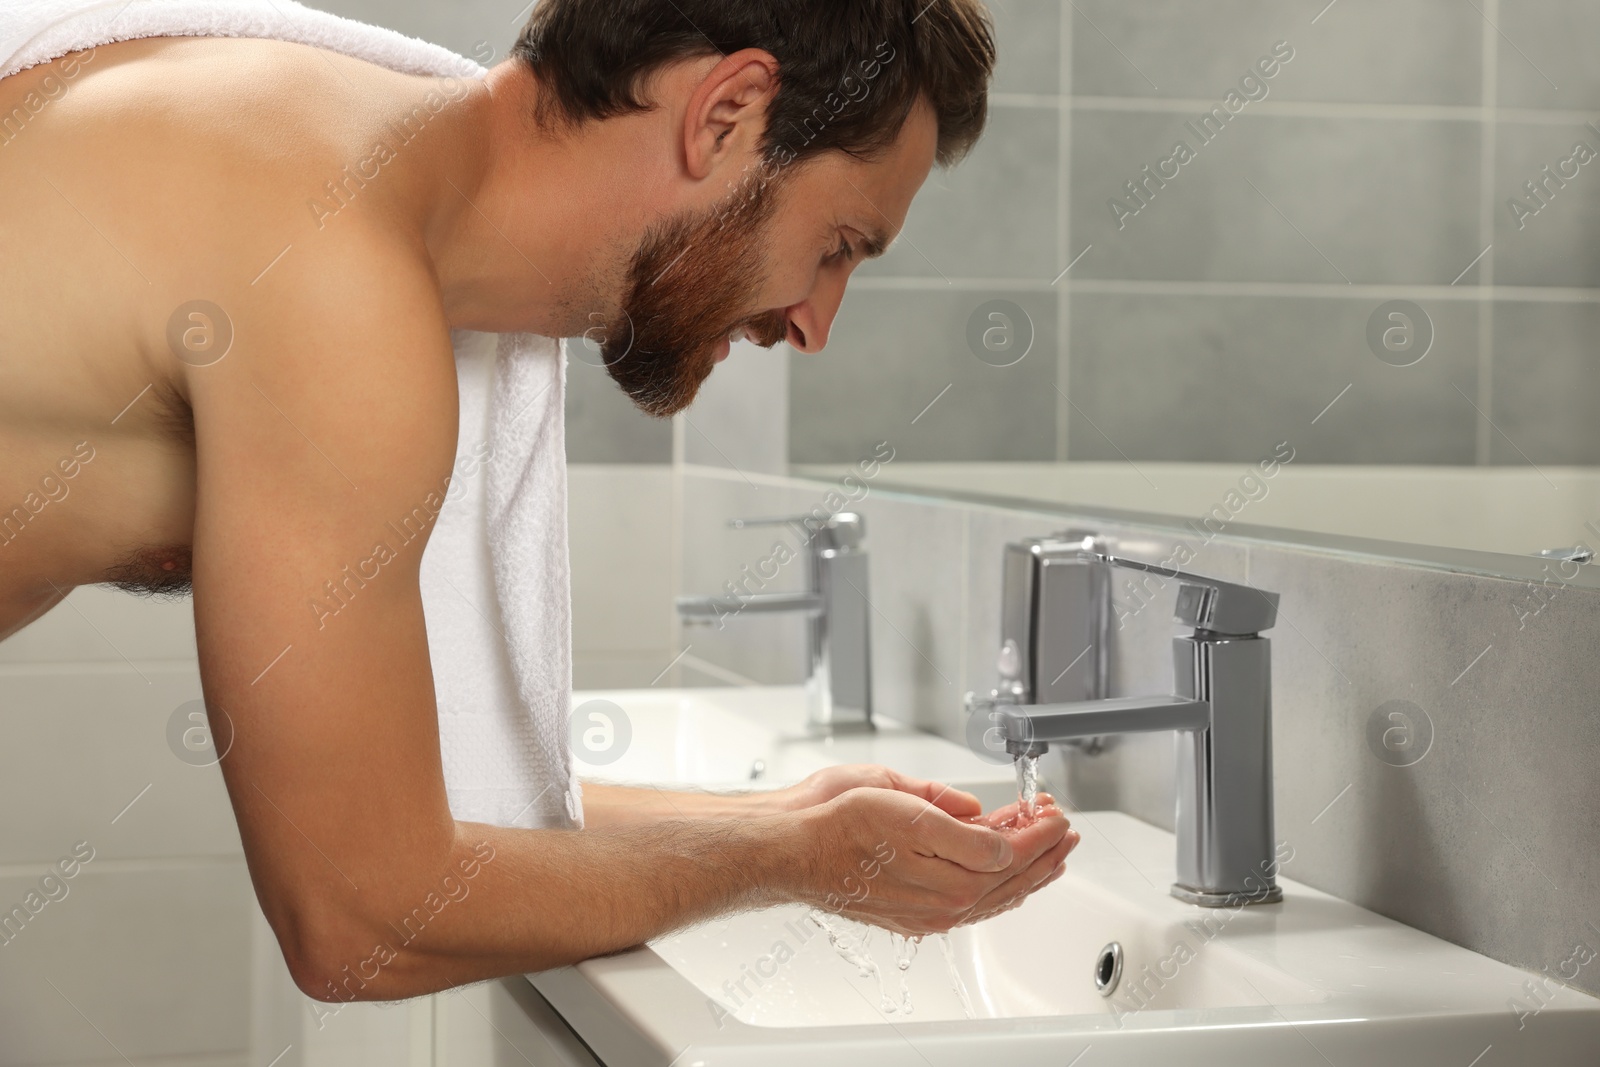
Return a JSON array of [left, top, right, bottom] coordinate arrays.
[[1094, 942, 1123, 997]]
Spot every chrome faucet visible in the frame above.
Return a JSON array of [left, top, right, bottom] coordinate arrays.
[[675, 513, 873, 733], [986, 534, 1283, 907]]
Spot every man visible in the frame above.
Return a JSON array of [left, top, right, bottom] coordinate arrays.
[[0, 0, 1076, 1001]]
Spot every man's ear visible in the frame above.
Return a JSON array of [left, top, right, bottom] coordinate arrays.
[[683, 48, 778, 181]]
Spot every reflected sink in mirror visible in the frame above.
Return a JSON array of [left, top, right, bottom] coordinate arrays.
[[531, 686, 1600, 1066]]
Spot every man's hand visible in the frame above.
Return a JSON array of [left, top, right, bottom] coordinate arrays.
[[581, 765, 988, 829], [775, 764, 984, 820], [790, 786, 1078, 936]]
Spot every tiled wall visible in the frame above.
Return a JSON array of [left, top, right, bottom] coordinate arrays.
[[0, 590, 266, 1066], [786, 0, 1600, 468], [313, 0, 1600, 473]]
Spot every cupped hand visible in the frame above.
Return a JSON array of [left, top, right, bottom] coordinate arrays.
[[793, 786, 1079, 937], [777, 764, 983, 821]]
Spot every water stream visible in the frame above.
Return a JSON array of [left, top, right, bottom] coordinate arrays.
[[809, 910, 896, 1013], [1015, 753, 1040, 824], [937, 933, 977, 1019], [809, 912, 978, 1019], [889, 932, 919, 1015]]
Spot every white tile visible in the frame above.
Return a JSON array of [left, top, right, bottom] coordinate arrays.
[[299, 997, 420, 1067], [0, 863, 253, 1065], [568, 466, 675, 655], [0, 666, 242, 863], [681, 342, 790, 477]]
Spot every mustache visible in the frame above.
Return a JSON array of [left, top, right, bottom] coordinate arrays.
[[738, 310, 788, 348]]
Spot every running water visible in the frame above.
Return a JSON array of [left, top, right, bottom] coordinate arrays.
[[1015, 753, 1040, 824], [937, 933, 976, 1019], [889, 932, 920, 1015], [809, 910, 896, 1013]]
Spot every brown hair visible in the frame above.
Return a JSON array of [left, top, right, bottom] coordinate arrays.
[[511, 0, 996, 168]]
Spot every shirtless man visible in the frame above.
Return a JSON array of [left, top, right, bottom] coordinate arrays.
[[0, 0, 1076, 1001]]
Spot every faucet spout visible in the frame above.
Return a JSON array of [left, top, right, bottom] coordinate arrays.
[[999, 696, 1210, 757]]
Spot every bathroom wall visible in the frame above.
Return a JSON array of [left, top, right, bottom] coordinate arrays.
[[0, 592, 263, 1067], [0, 589, 569, 1064], [788, 0, 1600, 469]]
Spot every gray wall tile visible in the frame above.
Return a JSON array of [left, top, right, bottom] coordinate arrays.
[[1071, 112, 1481, 285], [1491, 301, 1600, 465], [1244, 543, 1600, 996], [858, 105, 1060, 281], [303, 0, 515, 63], [1492, 120, 1600, 288], [989, 0, 1063, 96], [1496, 0, 1600, 110], [1070, 0, 1481, 106], [791, 289, 1059, 463], [1068, 294, 1481, 463], [565, 351, 674, 464]]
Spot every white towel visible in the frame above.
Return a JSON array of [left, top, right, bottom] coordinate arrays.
[[2, 0, 582, 831]]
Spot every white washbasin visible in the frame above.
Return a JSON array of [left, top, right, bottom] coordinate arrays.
[[572, 685, 1018, 804], [534, 686, 1600, 1065]]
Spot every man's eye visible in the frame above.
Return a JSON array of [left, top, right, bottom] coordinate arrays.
[[828, 237, 853, 263]]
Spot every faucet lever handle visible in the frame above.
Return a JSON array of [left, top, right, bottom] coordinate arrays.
[[1066, 542, 1279, 636]]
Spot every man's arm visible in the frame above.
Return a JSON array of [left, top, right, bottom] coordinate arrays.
[[578, 766, 990, 829], [187, 235, 1073, 1003]]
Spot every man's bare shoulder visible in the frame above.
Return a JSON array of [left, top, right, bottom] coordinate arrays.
[[0, 34, 480, 283], [183, 218, 461, 455]]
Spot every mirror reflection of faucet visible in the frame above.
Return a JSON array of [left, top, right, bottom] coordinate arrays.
[[974, 532, 1284, 908], [675, 513, 874, 734]]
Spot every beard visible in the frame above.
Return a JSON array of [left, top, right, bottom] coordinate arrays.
[[599, 172, 791, 417]]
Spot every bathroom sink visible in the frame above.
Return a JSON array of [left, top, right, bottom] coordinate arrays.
[[573, 685, 1018, 805], [534, 687, 1600, 1066]]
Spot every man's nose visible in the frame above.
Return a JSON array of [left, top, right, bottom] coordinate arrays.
[[784, 274, 848, 354]]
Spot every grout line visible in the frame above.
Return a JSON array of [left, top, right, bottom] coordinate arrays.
[[1006, 94, 1598, 126], [1476, 0, 1500, 466], [956, 510, 971, 708], [991, 91, 1064, 110], [0, 659, 199, 676], [1057, 1, 1074, 463], [0, 855, 247, 878], [678, 462, 812, 490], [848, 275, 1600, 303], [669, 395, 687, 684]]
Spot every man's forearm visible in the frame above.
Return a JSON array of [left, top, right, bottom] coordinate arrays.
[[578, 780, 789, 828], [296, 811, 817, 1004]]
